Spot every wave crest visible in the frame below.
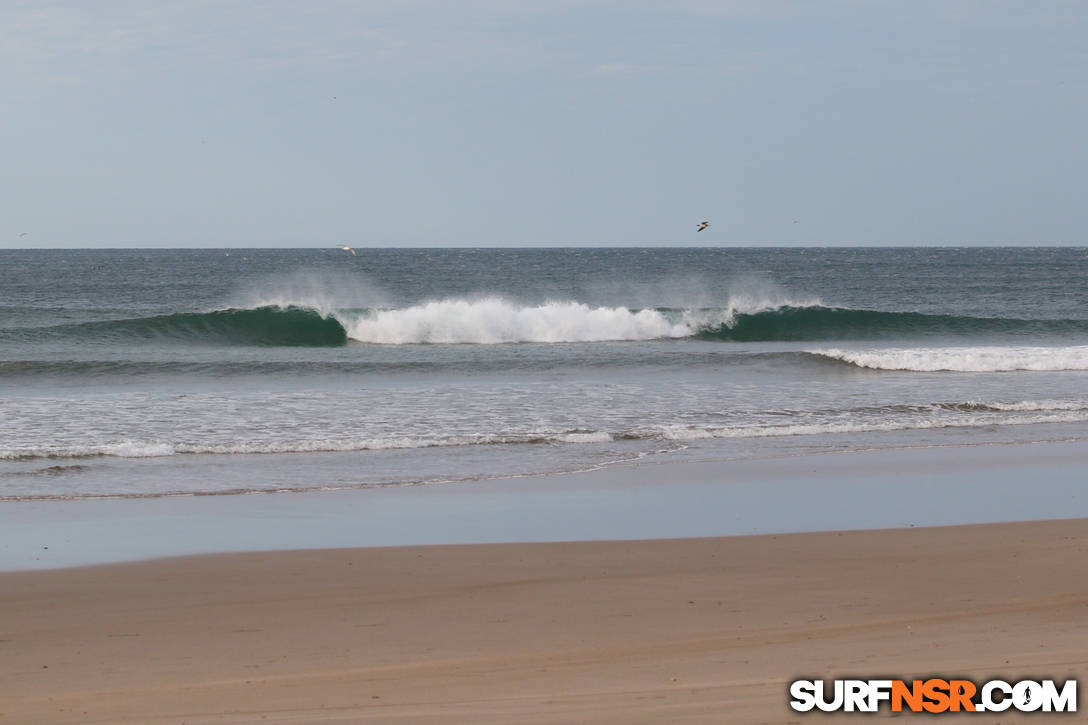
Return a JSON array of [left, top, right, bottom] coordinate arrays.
[[340, 301, 1088, 345], [11, 306, 348, 347], [343, 298, 692, 344], [698, 307, 1088, 342], [9, 297, 1088, 346], [810, 346, 1088, 372]]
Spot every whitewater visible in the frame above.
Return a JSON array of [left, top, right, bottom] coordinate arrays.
[[341, 298, 694, 344], [2, 246, 1087, 499], [13, 296, 1088, 347]]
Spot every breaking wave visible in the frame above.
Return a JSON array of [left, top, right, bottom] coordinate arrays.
[[5, 297, 1088, 346], [695, 307, 1088, 342], [5, 397, 1087, 465], [810, 346, 1088, 372], [345, 301, 1088, 344], [4, 306, 348, 347], [342, 299, 692, 344], [0, 432, 623, 462]]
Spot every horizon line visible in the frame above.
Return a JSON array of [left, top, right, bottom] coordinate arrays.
[[2, 242, 1086, 251]]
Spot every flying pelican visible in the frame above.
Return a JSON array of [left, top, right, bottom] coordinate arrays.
[[696, 221, 709, 233], [338, 244, 357, 256]]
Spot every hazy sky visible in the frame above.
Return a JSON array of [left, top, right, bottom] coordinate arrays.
[[3, 1, 1086, 247]]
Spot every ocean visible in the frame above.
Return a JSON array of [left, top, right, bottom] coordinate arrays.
[[2, 247, 1087, 501]]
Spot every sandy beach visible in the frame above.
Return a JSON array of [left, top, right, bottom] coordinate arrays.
[[6, 1, 1088, 720], [3, 518, 1085, 724]]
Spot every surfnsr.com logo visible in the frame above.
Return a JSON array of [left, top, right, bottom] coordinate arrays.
[[789, 678, 1077, 714]]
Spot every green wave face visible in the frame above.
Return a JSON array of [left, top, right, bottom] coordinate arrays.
[[6, 303, 1088, 347], [694, 306, 1088, 341], [66, 306, 348, 346]]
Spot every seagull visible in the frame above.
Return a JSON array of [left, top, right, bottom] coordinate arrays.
[[338, 244, 357, 256], [696, 221, 709, 233], [18, 232, 28, 237]]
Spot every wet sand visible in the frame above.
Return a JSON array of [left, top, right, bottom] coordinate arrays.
[[2, 518, 1086, 724], [5, 438, 1088, 571]]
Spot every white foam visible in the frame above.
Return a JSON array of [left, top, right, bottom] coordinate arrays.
[[658, 409, 1088, 441], [0, 431, 622, 461], [341, 298, 693, 344], [977, 399, 1088, 411], [175, 431, 618, 453], [0, 441, 177, 460], [221, 276, 827, 345], [810, 346, 1088, 372], [716, 290, 823, 326], [104, 440, 177, 457], [554, 431, 614, 443]]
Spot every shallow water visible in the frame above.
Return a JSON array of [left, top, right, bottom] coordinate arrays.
[[2, 247, 1087, 499]]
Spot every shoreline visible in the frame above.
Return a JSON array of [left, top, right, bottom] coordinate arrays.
[[2, 519, 1086, 723], [3, 437, 1088, 571]]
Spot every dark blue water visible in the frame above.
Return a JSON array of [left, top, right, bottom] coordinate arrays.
[[2, 247, 1087, 499]]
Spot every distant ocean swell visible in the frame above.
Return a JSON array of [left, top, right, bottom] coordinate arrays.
[[4, 399, 1087, 463], [5, 298, 1088, 346]]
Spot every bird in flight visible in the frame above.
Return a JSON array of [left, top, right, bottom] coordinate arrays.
[[696, 221, 709, 233], [338, 244, 357, 256], [18, 232, 28, 237]]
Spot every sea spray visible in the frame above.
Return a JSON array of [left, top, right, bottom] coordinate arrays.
[[341, 298, 691, 344], [231, 270, 392, 319], [5, 247, 1088, 502], [7, 302, 1088, 346]]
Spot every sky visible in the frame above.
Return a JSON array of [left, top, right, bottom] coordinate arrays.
[[2, 0, 1086, 247]]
